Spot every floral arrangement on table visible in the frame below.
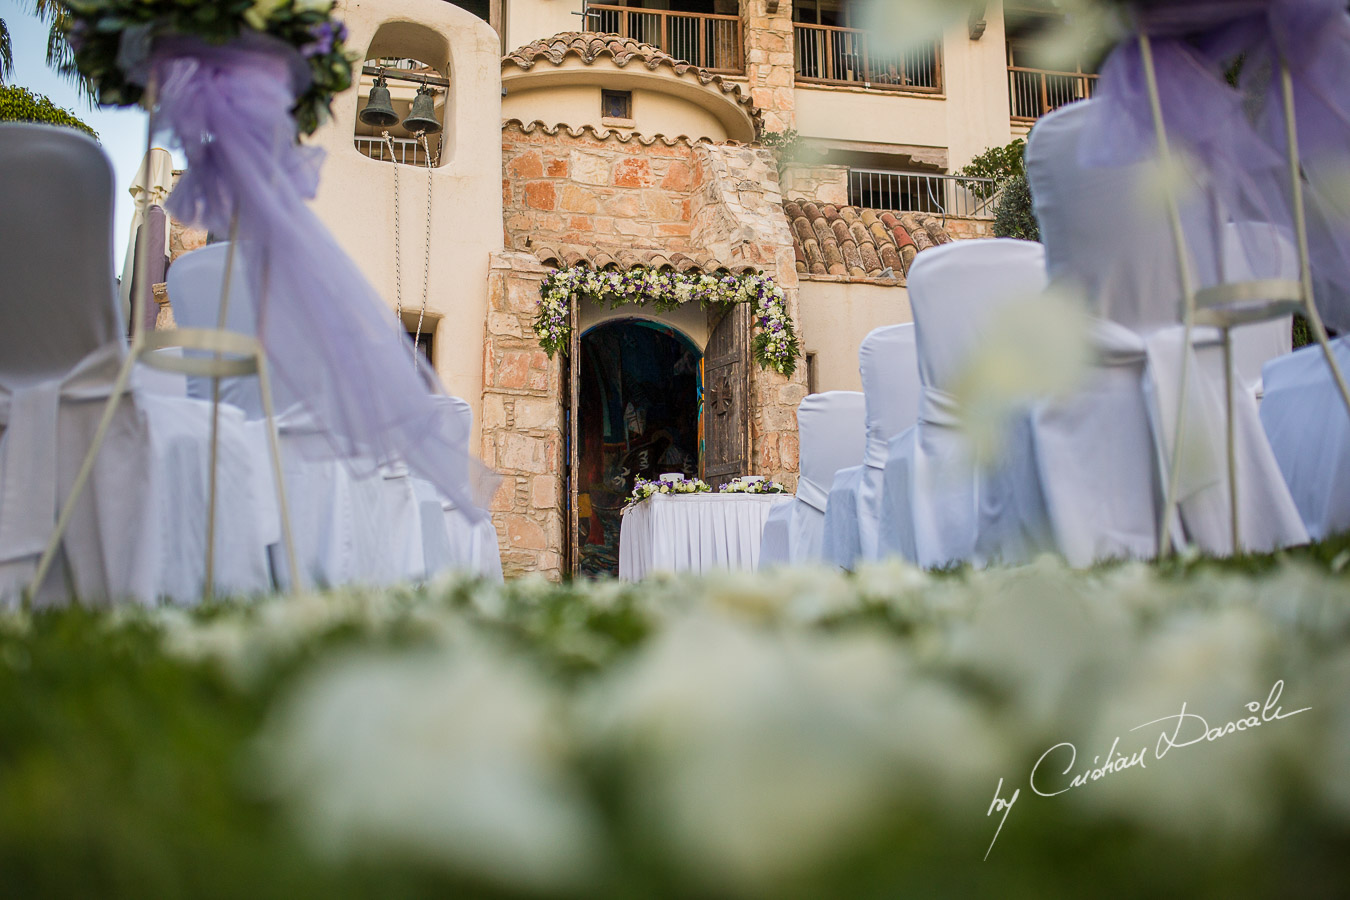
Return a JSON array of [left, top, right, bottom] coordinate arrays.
[[534, 267, 801, 377], [719, 476, 789, 494], [623, 475, 712, 512], [60, 0, 357, 135]]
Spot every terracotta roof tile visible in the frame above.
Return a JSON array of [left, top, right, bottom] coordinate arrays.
[[504, 32, 763, 136], [783, 201, 955, 283], [532, 245, 761, 276]]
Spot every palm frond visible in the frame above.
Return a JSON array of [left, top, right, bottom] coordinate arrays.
[[0, 19, 14, 84], [43, 8, 96, 104]]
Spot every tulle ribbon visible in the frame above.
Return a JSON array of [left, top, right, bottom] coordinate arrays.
[[149, 35, 497, 518], [1080, 0, 1350, 331]]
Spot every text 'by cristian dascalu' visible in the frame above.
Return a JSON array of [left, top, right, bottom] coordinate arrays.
[[982, 679, 1311, 860]]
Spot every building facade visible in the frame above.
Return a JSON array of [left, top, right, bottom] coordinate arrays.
[[262, 0, 1089, 578]]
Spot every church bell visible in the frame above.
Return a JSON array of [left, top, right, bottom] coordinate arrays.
[[358, 73, 399, 128], [401, 85, 442, 134]]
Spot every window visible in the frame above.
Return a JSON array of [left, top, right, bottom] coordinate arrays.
[[806, 352, 819, 395], [409, 329, 433, 363], [601, 90, 633, 121]]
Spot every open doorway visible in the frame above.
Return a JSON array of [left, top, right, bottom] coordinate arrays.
[[575, 318, 703, 577]]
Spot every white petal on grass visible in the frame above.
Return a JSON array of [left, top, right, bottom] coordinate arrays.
[[257, 645, 603, 891]]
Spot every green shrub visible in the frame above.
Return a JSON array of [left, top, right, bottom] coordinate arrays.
[[958, 138, 1025, 200], [993, 174, 1039, 241], [0, 83, 96, 138]]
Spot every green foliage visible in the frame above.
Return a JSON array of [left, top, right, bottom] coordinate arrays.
[[993, 174, 1039, 241], [60, 0, 356, 135], [958, 138, 1026, 200], [0, 18, 12, 83], [0, 83, 96, 137], [1, 536, 1349, 898], [1293, 314, 1311, 349], [759, 128, 804, 178]]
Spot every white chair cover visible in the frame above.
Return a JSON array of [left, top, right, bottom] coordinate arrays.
[[821, 325, 921, 570], [759, 391, 866, 568], [1260, 337, 1350, 541], [1026, 102, 1306, 562], [0, 124, 270, 606], [876, 239, 1054, 568], [416, 397, 503, 582], [165, 242, 267, 416]]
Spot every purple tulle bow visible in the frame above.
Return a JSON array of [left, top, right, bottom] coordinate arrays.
[[1079, 0, 1350, 331], [150, 35, 497, 518]]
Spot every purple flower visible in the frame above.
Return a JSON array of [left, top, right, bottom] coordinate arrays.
[[301, 21, 339, 57]]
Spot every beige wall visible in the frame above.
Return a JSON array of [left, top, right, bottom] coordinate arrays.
[[799, 279, 913, 393], [503, 83, 731, 143], [503, 0, 577, 54], [311, 0, 504, 448], [792, 8, 1014, 172]]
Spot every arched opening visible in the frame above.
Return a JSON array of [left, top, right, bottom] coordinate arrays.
[[576, 318, 703, 577], [353, 22, 451, 167]]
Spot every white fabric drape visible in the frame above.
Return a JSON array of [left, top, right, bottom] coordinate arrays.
[[876, 240, 1055, 569], [1025, 101, 1306, 562], [1, 124, 270, 606], [760, 391, 866, 568], [620, 493, 791, 580], [822, 324, 921, 570], [1260, 337, 1350, 541]]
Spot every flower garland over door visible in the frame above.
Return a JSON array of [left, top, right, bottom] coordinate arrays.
[[533, 267, 800, 377]]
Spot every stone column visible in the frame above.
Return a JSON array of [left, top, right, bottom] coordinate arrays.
[[480, 252, 566, 580], [741, 0, 797, 135]]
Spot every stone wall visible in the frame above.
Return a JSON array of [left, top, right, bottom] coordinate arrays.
[[781, 163, 850, 208], [480, 252, 566, 581], [741, 0, 796, 134], [689, 143, 807, 485], [502, 123, 700, 253]]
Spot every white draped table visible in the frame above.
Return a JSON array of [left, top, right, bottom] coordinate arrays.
[[618, 492, 793, 581]]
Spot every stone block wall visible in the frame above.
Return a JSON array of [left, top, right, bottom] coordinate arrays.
[[742, 0, 796, 134], [480, 252, 566, 581], [502, 124, 701, 253], [781, 164, 850, 208], [690, 143, 807, 485]]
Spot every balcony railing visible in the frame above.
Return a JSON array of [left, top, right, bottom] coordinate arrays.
[[1008, 66, 1098, 120], [586, 4, 742, 74], [849, 170, 999, 220], [794, 24, 941, 92], [354, 135, 440, 167]]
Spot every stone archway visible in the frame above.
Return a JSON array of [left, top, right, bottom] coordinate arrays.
[[574, 318, 704, 577]]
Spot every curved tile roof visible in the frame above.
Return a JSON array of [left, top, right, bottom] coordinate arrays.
[[531, 245, 762, 276], [504, 118, 737, 148], [783, 201, 955, 282], [503, 32, 763, 135]]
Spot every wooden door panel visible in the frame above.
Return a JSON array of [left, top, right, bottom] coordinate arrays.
[[703, 303, 748, 482]]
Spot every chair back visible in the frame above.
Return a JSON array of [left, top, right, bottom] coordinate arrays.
[[165, 242, 265, 416], [795, 390, 866, 512], [905, 239, 1048, 394], [858, 323, 920, 469], [0, 124, 121, 388], [1026, 101, 1226, 333]]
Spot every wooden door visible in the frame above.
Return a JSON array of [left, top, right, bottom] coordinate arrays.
[[703, 302, 749, 483]]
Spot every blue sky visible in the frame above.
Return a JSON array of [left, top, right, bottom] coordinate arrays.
[[2, 0, 177, 274]]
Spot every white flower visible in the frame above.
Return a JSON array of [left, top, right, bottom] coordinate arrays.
[[259, 643, 603, 891]]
